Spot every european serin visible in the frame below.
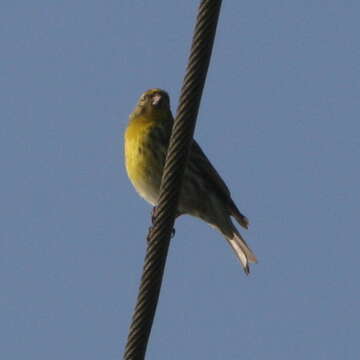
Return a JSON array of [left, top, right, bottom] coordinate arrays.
[[124, 89, 257, 274]]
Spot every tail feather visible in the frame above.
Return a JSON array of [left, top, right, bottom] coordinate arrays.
[[227, 228, 257, 275], [200, 200, 256, 274], [228, 200, 249, 229]]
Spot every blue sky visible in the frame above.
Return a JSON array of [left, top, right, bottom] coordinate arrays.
[[1, 1, 359, 359]]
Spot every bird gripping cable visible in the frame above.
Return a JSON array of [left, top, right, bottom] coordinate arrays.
[[123, 1, 223, 358]]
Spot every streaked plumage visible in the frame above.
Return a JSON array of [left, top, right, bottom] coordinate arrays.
[[124, 89, 257, 274]]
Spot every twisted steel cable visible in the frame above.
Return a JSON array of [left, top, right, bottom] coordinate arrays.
[[123, 1, 222, 359]]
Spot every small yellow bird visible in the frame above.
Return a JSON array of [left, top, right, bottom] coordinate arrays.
[[124, 89, 257, 274]]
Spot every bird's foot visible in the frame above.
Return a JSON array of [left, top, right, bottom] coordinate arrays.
[[151, 206, 157, 224], [147, 206, 175, 242]]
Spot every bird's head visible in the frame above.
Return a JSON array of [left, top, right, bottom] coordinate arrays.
[[132, 89, 171, 118]]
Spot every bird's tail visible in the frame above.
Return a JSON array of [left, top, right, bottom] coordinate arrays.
[[211, 212, 257, 274], [226, 227, 257, 275], [198, 203, 257, 274]]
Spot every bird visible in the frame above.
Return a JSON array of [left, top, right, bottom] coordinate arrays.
[[124, 88, 257, 274]]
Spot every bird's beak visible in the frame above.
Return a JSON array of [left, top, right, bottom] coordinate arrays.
[[152, 94, 162, 107]]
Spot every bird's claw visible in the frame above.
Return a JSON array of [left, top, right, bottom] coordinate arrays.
[[147, 206, 176, 242], [151, 206, 157, 224]]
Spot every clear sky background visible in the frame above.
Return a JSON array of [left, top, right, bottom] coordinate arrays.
[[1, 1, 359, 359]]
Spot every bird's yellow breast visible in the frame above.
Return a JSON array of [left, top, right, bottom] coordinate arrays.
[[124, 116, 164, 205]]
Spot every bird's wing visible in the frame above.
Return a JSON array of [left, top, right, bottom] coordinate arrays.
[[190, 140, 231, 198], [189, 140, 249, 229]]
